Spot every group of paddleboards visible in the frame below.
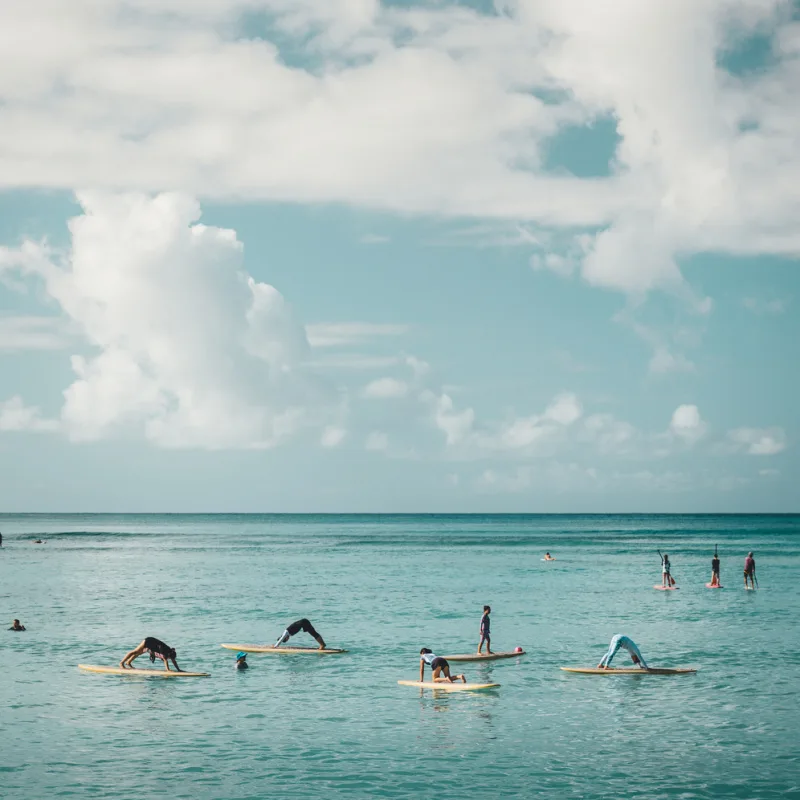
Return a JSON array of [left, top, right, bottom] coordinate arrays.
[[655, 549, 759, 591], [72, 603, 697, 690]]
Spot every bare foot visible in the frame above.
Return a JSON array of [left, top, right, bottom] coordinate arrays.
[[318, 643, 327, 650], [460, 675, 467, 683]]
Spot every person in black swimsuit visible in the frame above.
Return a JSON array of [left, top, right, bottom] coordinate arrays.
[[120, 637, 182, 671], [711, 551, 721, 587], [8, 619, 25, 631], [274, 618, 327, 650], [419, 649, 466, 683]]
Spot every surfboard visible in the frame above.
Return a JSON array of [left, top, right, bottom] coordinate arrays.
[[654, 585, 679, 590], [541, 558, 556, 562], [220, 644, 348, 654], [706, 583, 723, 589], [442, 651, 525, 662], [398, 680, 500, 691], [560, 667, 696, 675], [78, 664, 209, 677]]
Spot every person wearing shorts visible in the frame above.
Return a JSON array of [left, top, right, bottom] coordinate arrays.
[[419, 648, 466, 683], [274, 618, 327, 650], [596, 634, 649, 670], [744, 552, 756, 589], [120, 637, 182, 671], [478, 605, 492, 655]]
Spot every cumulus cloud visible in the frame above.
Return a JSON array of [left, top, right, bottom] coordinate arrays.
[[362, 377, 409, 399], [0, 192, 333, 449], [726, 427, 787, 455], [365, 430, 389, 451], [669, 404, 707, 443], [0, 396, 59, 432], [320, 425, 347, 448], [2, 1, 800, 304]]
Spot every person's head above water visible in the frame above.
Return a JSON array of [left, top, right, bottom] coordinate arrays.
[[420, 648, 432, 655], [236, 652, 247, 661]]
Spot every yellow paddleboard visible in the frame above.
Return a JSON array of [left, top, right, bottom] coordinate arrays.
[[560, 667, 696, 675], [220, 644, 348, 654], [78, 664, 209, 677], [442, 651, 525, 662], [398, 680, 499, 691]]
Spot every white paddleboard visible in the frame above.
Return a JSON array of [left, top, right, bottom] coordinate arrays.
[[442, 651, 525, 662], [220, 643, 348, 654], [398, 680, 499, 691], [79, 664, 209, 677], [560, 666, 696, 675]]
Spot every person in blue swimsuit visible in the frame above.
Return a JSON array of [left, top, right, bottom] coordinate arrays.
[[596, 635, 649, 669]]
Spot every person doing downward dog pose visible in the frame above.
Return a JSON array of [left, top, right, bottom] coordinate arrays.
[[274, 618, 327, 650], [120, 637, 182, 671], [477, 605, 492, 655], [711, 550, 721, 587], [744, 552, 757, 589], [597, 635, 649, 670], [419, 649, 466, 683]]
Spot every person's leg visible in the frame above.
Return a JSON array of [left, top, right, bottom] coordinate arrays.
[[299, 619, 326, 649], [627, 643, 648, 669], [485, 634, 492, 654], [477, 635, 486, 654], [120, 641, 147, 668], [432, 664, 444, 682]]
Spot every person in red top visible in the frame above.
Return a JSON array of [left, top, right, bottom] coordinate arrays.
[[744, 552, 756, 590]]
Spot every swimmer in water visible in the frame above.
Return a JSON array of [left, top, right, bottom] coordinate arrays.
[[544, 552, 555, 561], [8, 619, 26, 631], [273, 618, 327, 650], [235, 652, 249, 670], [596, 635, 649, 670], [120, 637, 182, 671], [419, 649, 466, 683]]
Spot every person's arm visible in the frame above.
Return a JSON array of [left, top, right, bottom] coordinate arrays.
[[419, 660, 425, 682], [172, 658, 182, 672]]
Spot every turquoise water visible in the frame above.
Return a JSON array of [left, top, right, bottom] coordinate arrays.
[[1, 514, 798, 799]]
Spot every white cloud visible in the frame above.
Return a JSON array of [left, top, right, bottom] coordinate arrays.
[[580, 413, 639, 455], [1, 192, 333, 449], [362, 377, 409, 399], [669, 404, 707, 443], [365, 430, 388, 451], [305, 323, 409, 348], [649, 347, 696, 375], [430, 392, 475, 446], [1, 1, 799, 305], [0, 396, 59, 432], [320, 425, 347, 448], [726, 427, 787, 455], [543, 392, 583, 425], [742, 296, 790, 315], [0, 315, 69, 351]]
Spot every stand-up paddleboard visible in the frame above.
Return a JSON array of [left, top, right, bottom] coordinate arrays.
[[79, 664, 209, 677], [560, 667, 696, 675], [706, 583, 723, 589], [398, 680, 499, 691], [442, 650, 525, 662], [654, 585, 679, 590], [220, 644, 348, 654]]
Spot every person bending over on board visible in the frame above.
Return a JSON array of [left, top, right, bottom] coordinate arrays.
[[710, 551, 721, 587], [477, 606, 492, 655], [120, 637, 182, 671], [8, 619, 25, 631], [661, 553, 673, 587], [544, 552, 555, 561], [420, 649, 466, 683], [744, 552, 756, 589], [596, 635, 649, 670], [274, 618, 327, 650]]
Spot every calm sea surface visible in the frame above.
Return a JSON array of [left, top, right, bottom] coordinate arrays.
[[1, 514, 798, 799]]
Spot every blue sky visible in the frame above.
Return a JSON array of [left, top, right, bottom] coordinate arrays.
[[0, 0, 798, 511]]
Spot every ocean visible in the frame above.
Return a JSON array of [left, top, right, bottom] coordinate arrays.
[[1, 513, 798, 799]]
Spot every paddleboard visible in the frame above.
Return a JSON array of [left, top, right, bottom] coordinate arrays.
[[541, 558, 556, 562], [442, 651, 525, 662], [706, 583, 723, 589], [398, 680, 500, 691], [654, 585, 679, 590], [79, 664, 209, 677], [560, 667, 696, 675], [220, 644, 348, 654]]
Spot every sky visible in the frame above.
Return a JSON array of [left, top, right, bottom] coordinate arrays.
[[0, 0, 798, 512]]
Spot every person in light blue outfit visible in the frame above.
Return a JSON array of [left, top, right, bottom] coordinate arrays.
[[597, 635, 649, 669]]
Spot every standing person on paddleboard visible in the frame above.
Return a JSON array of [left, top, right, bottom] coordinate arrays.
[[120, 637, 182, 671], [477, 606, 492, 655], [711, 550, 721, 587], [273, 618, 327, 650], [744, 552, 757, 589], [596, 635, 649, 670], [419, 649, 466, 683], [660, 552, 675, 587]]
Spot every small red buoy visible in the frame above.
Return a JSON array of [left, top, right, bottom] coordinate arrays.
[[514, 646, 523, 653]]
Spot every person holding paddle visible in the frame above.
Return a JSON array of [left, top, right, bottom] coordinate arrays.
[[659, 552, 675, 587], [710, 548, 721, 587]]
